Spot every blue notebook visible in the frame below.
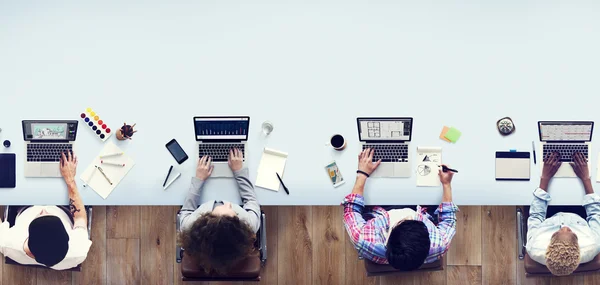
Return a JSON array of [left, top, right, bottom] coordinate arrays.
[[0, 153, 16, 188]]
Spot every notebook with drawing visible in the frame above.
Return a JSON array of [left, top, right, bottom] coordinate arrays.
[[495, 151, 530, 181], [416, 147, 441, 187], [80, 142, 135, 199], [255, 148, 288, 191]]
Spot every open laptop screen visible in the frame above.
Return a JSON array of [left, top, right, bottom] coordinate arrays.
[[22, 120, 78, 142], [357, 117, 413, 142], [539, 121, 594, 142], [194, 117, 250, 141]]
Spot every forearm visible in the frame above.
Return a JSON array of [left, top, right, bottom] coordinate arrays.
[[582, 178, 594, 195], [351, 176, 368, 196], [442, 184, 452, 202], [67, 182, 87, 225], [539, 178, 550, 191], [182, 178, 205, 212]]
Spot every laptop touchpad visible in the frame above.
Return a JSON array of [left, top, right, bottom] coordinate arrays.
[[41, 163, 60, 177]]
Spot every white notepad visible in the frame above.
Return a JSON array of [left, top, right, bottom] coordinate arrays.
[[80, 142, 135, 199], [416, 146, 442, 187], [255, 148, 288, 191]]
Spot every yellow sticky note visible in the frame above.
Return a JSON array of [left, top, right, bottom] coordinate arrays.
[[439, 126, 451, 142]]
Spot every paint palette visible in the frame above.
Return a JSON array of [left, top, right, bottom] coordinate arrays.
[[79, 108, 112, 141]]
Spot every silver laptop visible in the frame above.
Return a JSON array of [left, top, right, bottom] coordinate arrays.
[[538, 121, 593, 178], [22, 120, 78, 177], [194, 116, 249, 177], [357, 117, 413, 177]]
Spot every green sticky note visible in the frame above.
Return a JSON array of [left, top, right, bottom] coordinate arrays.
[[444, 127, 462, 143]]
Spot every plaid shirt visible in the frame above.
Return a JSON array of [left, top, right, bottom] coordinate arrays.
[[342, 193, 459, 264]]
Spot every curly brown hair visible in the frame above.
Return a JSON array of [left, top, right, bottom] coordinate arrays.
[[179, 212, 256, 274]]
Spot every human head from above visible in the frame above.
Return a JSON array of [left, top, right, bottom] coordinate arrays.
[[180, 211, 256, 274], [545, 226, 580, 276], [386, 218, 431, 271], [28, 208, 69, 267]]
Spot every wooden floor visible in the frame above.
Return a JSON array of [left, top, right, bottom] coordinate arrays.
[[1, 206, 600, 285]]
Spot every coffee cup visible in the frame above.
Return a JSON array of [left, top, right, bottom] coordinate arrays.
[[330, 134, 346, 150]]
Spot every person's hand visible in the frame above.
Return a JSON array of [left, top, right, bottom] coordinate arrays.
[[228, 148, 244, 172], [196, 156, 213, 181], [570, 152, 590, 180], [541, 152, 562, 180], [438, 164, 454, 186], [358, 148, 381, 176], [60, 150, 78, 184]]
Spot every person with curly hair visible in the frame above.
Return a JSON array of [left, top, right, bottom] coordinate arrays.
[[527, 152, 600, 276], [179, 149, 260, 274]]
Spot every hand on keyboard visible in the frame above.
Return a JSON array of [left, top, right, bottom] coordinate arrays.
[[541, 152, 562, 181], [570, 152, 590, 180], [60, 150, 78, 184], [358, 148, 381, 176], [228, 148, 243, 172], [196, 155, 214, 181]]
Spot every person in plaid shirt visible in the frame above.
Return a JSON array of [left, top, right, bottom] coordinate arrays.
[[343, 148, 459, 271]]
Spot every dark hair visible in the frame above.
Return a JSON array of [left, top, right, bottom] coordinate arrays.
[[385, 220, 430, 271], [179, 213, 256, 274], [28, 216, 69, 267]]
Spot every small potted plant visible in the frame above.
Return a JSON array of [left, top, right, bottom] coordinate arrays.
[[116, 123, 137, 140]]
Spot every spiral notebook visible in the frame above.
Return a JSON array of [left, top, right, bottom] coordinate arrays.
[[255, 148, 288, 191]]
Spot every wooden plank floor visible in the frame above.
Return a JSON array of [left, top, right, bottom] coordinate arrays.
[[3, 206, 600, 285]]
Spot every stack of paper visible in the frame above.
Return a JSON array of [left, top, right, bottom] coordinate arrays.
[[255, 148, 288, 191], [440, 126, 461, 143], [416, 146, 442, 187], [80, 142, 135, 199]]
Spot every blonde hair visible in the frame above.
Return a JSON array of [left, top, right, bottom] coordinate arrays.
[[545, 234, 580, 276]]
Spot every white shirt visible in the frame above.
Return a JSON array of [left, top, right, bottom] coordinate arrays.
[[526, 188, 600, 265], [0, 206, 92, 270], [384, 208, 417, 243]]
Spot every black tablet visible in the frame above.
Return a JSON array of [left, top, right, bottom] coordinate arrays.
[[0, 153, 16, 188]]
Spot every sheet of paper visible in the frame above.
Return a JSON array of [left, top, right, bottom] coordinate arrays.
[[80, 142, 135, 199], [256, 148, 288, 191], [439, 126, 451, 142], [444, 127, 462, 143], [416, 146, 442, 187]]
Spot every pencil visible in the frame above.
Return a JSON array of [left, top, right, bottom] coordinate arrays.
[[101, 160, 125, 167], [99, 152, 123, 158], [95, 165, 113, 185]]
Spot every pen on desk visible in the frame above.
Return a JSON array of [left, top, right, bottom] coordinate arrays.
[[438, 165, 458, 173], [532, 141, 537, 164], [99, 152, 123, 159], [95, 165, 113, 185], [163, 165, 173, 187], [163, 173, 181, 190], [276, 173, 289, 195], [101, 160, 125, 167]]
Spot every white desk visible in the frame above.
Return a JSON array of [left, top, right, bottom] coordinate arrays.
[[1, 1, 600, 205]]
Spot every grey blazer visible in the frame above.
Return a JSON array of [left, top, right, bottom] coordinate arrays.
[[180, 168, 261, 233]]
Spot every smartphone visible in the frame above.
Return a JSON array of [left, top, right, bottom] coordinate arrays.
[[166, 139, 188, 164], [325, 161, 345, 187]]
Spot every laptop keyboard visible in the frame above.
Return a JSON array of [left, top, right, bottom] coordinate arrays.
[[542, 144, 589, 162], [199, 144, 245, 162], [363, 144, 408, 162], [27, 144, 73, 162]]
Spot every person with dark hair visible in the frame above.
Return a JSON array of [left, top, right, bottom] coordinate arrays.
[[179, 149, 260, 274], [343, 149, 459, 270], [0, 151, 91, 270]]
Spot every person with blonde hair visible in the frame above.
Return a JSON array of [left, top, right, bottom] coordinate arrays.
[[527, 152, 600, 276]]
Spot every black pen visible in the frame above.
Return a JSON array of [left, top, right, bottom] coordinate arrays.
[[163, 165, 173, 187], [439, 165, 458, 173], [276, 172, 289, 195], [532, 141, 537, 164]]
